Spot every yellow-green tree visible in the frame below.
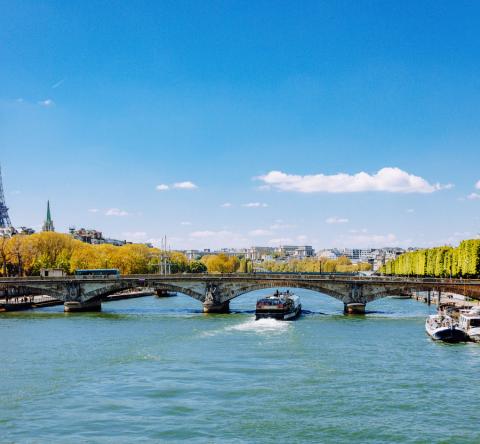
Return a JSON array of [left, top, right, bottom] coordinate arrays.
[[381, 240, 480, 277], [201, 254, 240, 273]]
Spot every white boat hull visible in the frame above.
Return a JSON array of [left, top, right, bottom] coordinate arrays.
[[425, 316, 466, 343]]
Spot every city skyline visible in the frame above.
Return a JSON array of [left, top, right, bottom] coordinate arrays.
[[2, 1, 480, 250]]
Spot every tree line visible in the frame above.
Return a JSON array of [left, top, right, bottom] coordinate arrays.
[[0, 232, 205, 276], [380, 239, 480, 277], [0, 232, 258, 276], [262, 256, 372, 273]]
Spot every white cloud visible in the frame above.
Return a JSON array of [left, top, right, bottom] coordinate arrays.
[[10, 190, 21, 195], [296, 234, 308, 243], [406, 208, 415, 213], [270, 220, 294, 230], [257, 167, 451, 194], [180, 221, 192, 226], [467, 193, 480, 200], [122, 231, 147, 239], [268, 237, 294, 245], [38, 99, 54, 107], [325, 216, 349, 224], [173, 181, 198, 190], [156, 181, 198, 191], [242, 202, 268, 208], [221, 202, 232, 208], [476, 180, 480, 190], [88, 208, 100, 213], [105, 208, 129, 217], [249, 229, 273, 237]]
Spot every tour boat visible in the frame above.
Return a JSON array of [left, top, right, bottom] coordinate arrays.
[[425, 312, 466, 343], [458, 307, 480, 343], [255, 290, 301, 320]]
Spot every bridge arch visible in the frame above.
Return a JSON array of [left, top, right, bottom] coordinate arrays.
[[220, 281, 350, 304], [80, 282, 204, 302], [6, 284, 66, 301], [148, 283, 204, 301]]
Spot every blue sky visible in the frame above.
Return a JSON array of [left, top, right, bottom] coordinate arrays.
[[1, 0, 480, 250]]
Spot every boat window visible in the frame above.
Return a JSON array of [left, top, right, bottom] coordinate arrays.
[[470, 319, 480, 327]]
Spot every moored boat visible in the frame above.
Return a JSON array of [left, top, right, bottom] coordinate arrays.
[[255, 290, 301, 320], [1, 301, 33, 312], [425, 313, 466, 343], [458, 307, 480, 343]]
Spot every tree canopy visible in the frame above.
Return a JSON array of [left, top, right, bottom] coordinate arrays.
[[262, 257, 371, 273], [0, 232, 195, 276], [381, 240, 480, 277]]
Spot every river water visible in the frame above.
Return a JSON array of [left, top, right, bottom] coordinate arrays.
[[2, 290, 480, 443]]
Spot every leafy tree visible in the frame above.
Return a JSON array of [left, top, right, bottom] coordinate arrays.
[[188, 260, 207, 273], [201, 254, 240, 273], [382, 240, 480, 278]]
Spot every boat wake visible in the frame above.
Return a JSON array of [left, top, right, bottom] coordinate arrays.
[[227, 317, 290, 333]]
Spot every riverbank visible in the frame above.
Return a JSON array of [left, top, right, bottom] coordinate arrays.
[[411, 290, 480, 309], [0, 295, 62, 312], [0, 288, 176, 312]]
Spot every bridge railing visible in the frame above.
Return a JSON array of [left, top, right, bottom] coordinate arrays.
[[1, 273, 480, 285]]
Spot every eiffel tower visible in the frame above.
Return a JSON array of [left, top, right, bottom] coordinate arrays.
[[0, 164, 12, 228]]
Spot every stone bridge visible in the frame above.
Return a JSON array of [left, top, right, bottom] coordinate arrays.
[[1, 274, 480, 313]]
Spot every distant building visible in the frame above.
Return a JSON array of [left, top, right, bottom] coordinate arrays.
[[368, 248, 405, 271], [42, 200, 55, 232], [0, 226, 35, 238], [317, 249, 342, 260], [276, 245, 315, 259], [0, 226, 16, 237], [69, 227, 126, 246], [294, 246, 315, 259], [185, 249, 201, 260], [70, 227, 104, 244], [315, 247, 407, 269], [104, 237, 126, 247], [246, 247, 275, 261], [17, 226, 35, 235], [337, 248, 378, 263], [276, 245, 298, 257]]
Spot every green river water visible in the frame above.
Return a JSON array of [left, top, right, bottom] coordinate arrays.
[[1, 290, 480, 443]]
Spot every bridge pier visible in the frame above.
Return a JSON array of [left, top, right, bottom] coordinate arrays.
[[64, 300, 102, 313], [203, 300, 230, 314], [344, 303, 366, 315]]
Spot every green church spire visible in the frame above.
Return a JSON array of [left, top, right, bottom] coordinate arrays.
[[42, 200, 55, 232]]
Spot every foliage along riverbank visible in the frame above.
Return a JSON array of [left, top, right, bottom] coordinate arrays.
[[262, 256, 372, 273], [1, 232, 374, 277], [0, 232, 204, 276], [381, 239, 480, 277], [0, 232, 253, 276]]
